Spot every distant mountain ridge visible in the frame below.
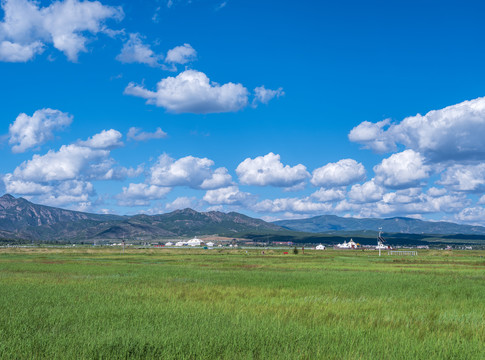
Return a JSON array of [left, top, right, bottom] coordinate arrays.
[[0, 194, 283, 241], [2, 194, 485, 243], [274, 214, 485, 235]]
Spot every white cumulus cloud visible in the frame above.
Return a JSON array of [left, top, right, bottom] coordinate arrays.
[[455, 206, 485, 225], [438, 164, 485, 192], [336, 191, 468, 219], [10, 144, 110, 182], [348, 119, 395, 153], [38, 180, 95, 208], [78, 129, 123, 149], [165, 43, 196, 64], [5, 129, 136, 185], [252, 197, 333, 214], [253, 86, 284, 105], [165, 197, 199, 211], [311, 159, 365, 188], [0, 0, 123, 62], [8, 108, 72, 153], [203, 186, 252, 205], [124, 70, 249, 114], [374, 150, 430, 189], [236, 152, 310, 188], [149, 154, 232, 189], [117, 183, 171, 206], [348, 179, 384, 204], [116, 33, 161, 67], [3, 174, 53, 195], [127, 127, 167, 141], [349, 97, 485, 162], [0, 40, 44, 62], [310, 188, 346, 202]]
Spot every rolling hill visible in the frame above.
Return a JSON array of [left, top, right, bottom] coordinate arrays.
[[274, 214, 485, 235]]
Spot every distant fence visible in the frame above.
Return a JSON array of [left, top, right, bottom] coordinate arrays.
[[388, 250, 417, 256]]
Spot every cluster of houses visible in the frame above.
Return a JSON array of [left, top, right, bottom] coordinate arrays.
[[164, 237, 216, 247], [333, 238, 392, 250], [335, 239, 359, 249]]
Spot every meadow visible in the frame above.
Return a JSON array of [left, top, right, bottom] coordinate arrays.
[[0, 247, 484, 359]]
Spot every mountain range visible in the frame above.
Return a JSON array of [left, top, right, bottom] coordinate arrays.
[[1, 194, 485, 244], [0, 194, 283, 241], [274, 214, 485, 235]]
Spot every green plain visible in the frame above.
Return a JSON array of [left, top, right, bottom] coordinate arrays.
[[0, 247, 484, 359]]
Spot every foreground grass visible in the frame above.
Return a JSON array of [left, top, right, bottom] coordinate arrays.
[[0, 247, 484, 359]]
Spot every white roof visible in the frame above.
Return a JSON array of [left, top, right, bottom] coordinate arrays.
[[187, 238, 203, 246]]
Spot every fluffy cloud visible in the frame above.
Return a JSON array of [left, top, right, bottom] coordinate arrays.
[[203, 186, 253, 205], [149, 154, 232, 189], [8, 141, 138, 184], [78, 129, 123, 149], [127, 127, 167, 141], [311, 159, 365, 188], [8, 108, 72, 153], [374, 150, 430, 189], [348, 119, 394, 153], [199, 167, 233, 189], [336, 191, 468, 219], [117, 183, 171, 206], [3, 129, 138, 209], [165, 43, 196, 64], [0, 40, 44, 62], [252, 197, 333, 214], [3, 174, 53, 195], [165, 197, 199, 211], [3, 175, 95, 208], [116, 33, 161, 67], [0, 0, 123, 62], [10, 145, 110, 182], [37, 180, 95, 208], [348, 179, 384, 204], [349, 97, 485, 162], [253, 86, 284, 105], [455, 206, 485, 225], [124, 70, 249, 114], [438, 164, 485, 192], [382, 188, 422, 205], [427, 187, 447, 197], [311, 188, 346, 202], [236, 152, 310, 188]]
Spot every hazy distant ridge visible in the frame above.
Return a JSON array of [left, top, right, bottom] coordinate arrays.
[[274, 215, 485, 235]]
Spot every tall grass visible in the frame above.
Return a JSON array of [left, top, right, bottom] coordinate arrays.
[[0, 248, 484, 359]]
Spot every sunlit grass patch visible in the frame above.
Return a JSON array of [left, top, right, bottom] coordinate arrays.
[[0, 248, 484, 359]]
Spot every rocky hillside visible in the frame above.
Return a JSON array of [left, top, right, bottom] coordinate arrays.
[[0, 194, 285, 241]]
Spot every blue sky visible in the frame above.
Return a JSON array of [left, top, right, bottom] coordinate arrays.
[[2, 0, 485, 224]]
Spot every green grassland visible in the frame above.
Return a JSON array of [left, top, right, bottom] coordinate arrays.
[[0, 247, 484, 359]]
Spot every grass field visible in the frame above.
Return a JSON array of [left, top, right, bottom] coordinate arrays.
[[0, 247, 484, 359]]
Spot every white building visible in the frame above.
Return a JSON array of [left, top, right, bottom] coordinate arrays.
[[316, 244, 326, 250], [187, 237, 203, 247], [175, 241, 185, 247], [206, 242, 215, 247], [336, 239, 358, 249], [165, 242, 173, 246]]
